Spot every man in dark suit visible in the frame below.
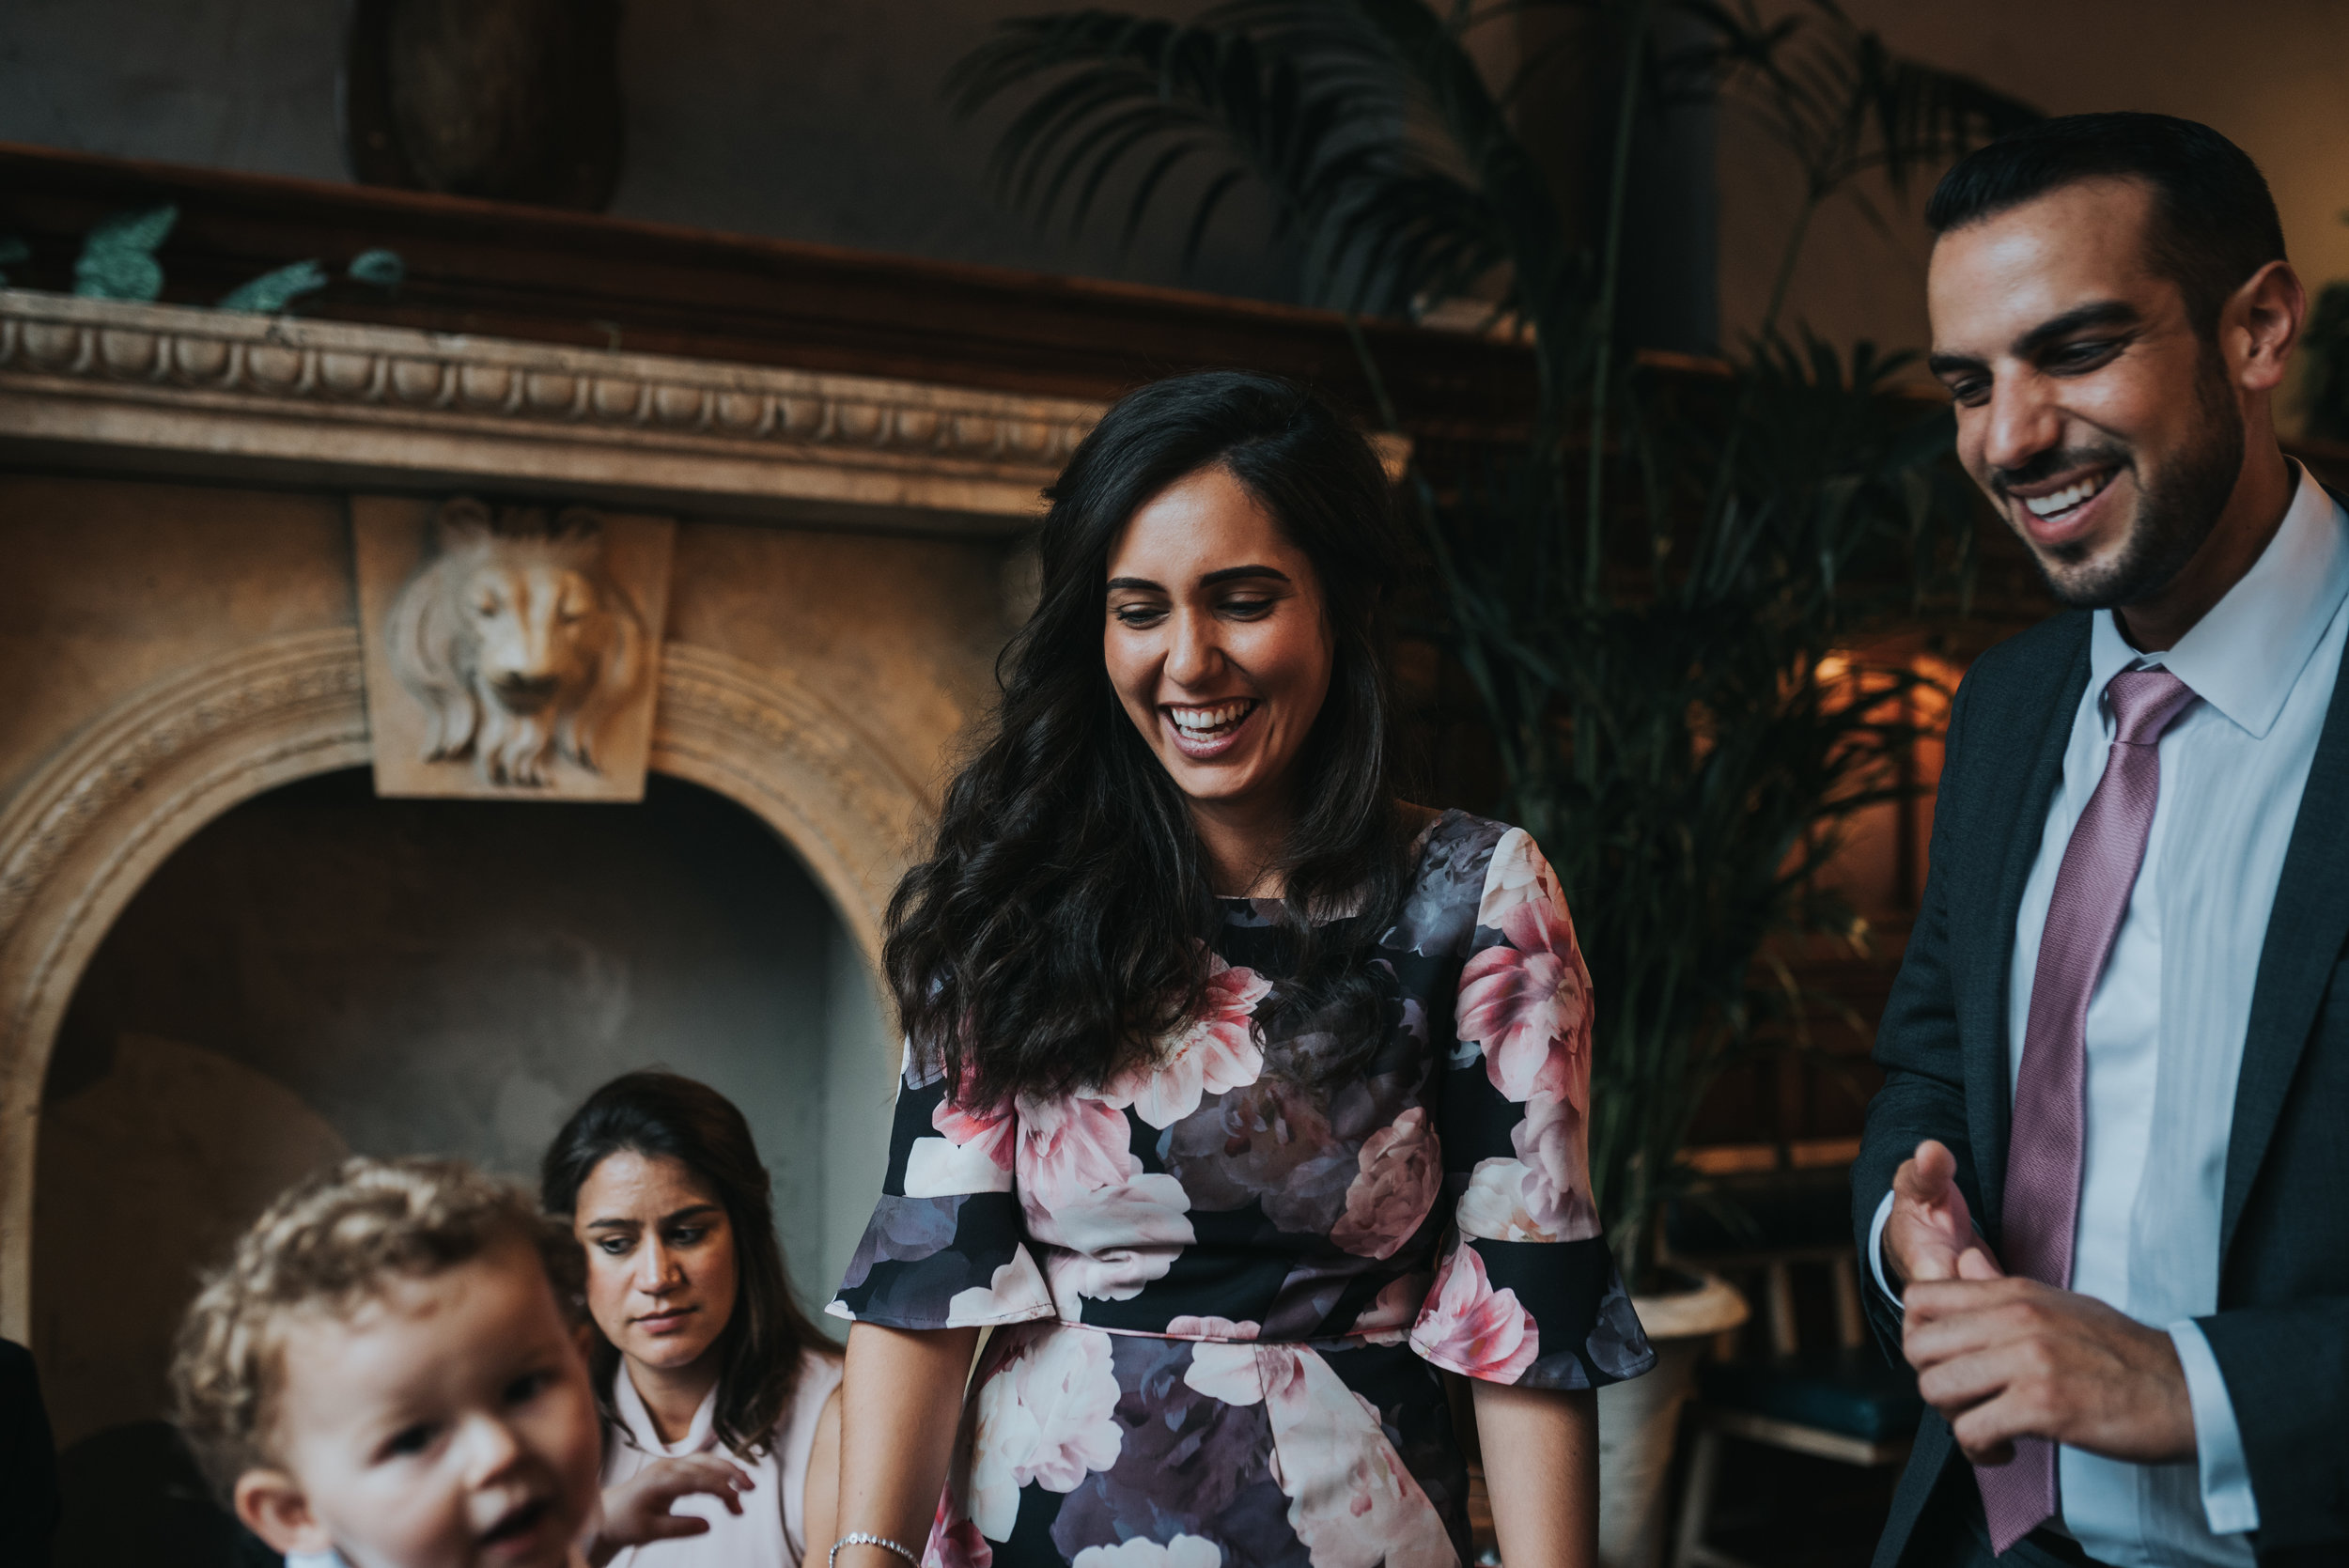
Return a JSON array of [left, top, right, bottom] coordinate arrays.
[[1855, 114, 2348, 1567]]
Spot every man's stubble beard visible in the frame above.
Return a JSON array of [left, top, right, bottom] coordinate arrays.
[[2030, 352, 2246, 612]]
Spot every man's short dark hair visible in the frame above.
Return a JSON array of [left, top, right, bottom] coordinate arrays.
[[1925, 112, 2285, 339]]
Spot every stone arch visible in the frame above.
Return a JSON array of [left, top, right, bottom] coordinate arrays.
[[0, 628, 928, 1342]]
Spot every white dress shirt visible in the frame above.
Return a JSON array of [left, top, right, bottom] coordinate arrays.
[[1870, 464, 2349, 1564]]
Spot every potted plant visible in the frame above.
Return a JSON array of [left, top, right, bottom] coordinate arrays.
[[949, 3, 2033, 1557]]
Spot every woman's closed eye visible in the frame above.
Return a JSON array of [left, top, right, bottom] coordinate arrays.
[[1112, 601, 1167, 628]]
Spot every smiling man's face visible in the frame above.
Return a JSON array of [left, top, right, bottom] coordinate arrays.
[[1927, 177, 2246, 609]]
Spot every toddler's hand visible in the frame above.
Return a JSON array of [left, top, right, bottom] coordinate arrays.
[[587, 1455, 754, 1564]]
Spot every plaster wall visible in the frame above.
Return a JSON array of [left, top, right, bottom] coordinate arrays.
[[0, 473, 1006, 821], [1715, 0, 2349, 369]]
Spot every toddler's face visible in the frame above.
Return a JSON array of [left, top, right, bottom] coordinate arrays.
[[237, 1238, 602, 1568]]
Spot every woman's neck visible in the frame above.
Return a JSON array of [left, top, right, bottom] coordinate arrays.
[[626, 1350, 723, 1447], [1190, 792, 1296, 898]]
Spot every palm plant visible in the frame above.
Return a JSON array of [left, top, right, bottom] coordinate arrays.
[[951, 0, 2035, 1282]]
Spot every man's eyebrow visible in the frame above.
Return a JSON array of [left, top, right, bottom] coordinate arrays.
[[2014, 300, 2140, 358], [1926, 301, 2143, 382]]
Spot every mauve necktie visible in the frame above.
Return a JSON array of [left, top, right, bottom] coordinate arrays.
[[1979, 665, 2200, 1552]]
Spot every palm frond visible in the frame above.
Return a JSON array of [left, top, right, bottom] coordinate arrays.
[[946, 1, 1552, 318]]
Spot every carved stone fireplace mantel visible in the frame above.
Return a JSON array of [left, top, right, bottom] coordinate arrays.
[[0, 288, 1102, 529], [0, 288, 1103, 1349]]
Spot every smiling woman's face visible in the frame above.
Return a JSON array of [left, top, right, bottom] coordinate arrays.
[[573, 1150, 738, 1380], [1103, 464, 1333, 828]]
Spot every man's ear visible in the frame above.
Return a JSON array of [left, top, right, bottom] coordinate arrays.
[[2230, 258, 2307, 394], [234, 1467, 336, 1557]]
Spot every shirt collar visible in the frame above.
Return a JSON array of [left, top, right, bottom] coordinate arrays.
[[2089, 460, 2349, 738], [612, 1359, 720, 1455]]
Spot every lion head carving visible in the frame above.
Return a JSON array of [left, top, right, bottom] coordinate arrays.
[[384, 499, 646, 786]]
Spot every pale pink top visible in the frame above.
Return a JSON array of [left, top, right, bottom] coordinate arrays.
[[600, 1348, 844, 1567]]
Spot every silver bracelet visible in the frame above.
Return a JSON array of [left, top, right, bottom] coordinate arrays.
[[832, 1532, 921, 1568]]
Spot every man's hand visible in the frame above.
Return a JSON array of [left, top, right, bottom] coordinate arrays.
[[1903, 1276, 2196, 1467], [1885, 1139, 1996, 1287], [587, 1454, 754, 1565]]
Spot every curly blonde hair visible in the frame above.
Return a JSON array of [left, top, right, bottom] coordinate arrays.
[[170, 1156, 581, 1495]]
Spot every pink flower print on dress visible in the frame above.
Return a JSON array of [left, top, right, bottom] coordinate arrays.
[[1410, 1242, 1540, 1383], [1352, 1273, 1429, 1345], [943, 1252, 1054, 1327], [1015, 1094, 1137, 1209], [924, 1498, 992, 1568], [934, 1094, 1017, 1171], [1455, 1158, 1557, 1242], [968, 1327, 1124, 1538], [1250, 1348, 1455, 1568], [1457, 838, 1593, 1106], [1330, 1106, 1441, 1260], [904, 1126, 1017, 1197], [1100, 951, 1271, 1127], [1034, 1172, 1196, 1307], [1181, 1342, 1263, 1406], [1071, 1537, 1225, 1568], [1511, 1089, 1600, 1240], [1164, 1314, 1262, 1341], [1474, 827, 1563, 931]]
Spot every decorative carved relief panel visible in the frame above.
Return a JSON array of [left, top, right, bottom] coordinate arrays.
[[353, 495, 674, 800]]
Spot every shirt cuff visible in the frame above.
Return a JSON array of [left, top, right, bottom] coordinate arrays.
[[2168, 1319, 2259, 1535], [1867, 1188, 1903, 1313]]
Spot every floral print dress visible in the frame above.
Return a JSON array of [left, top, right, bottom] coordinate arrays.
[[829, 813, 1654, 1568]]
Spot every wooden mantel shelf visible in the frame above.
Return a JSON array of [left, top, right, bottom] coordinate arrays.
[[0, 142, 1534, 433]]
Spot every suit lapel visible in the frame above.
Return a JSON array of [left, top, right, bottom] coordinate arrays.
[[1960, 616, 2092, 1240], [2223, 629, 2349, 1259]]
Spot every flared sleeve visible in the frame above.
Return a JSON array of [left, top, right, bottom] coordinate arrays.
[[826, 1044, 1055, 1330], [1408, 828, 1657, 1389]]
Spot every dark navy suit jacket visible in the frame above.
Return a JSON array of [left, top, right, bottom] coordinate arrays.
[[1853, 608, 2349, 1565]]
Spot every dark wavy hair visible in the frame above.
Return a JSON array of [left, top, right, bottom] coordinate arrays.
[[1926, 113, 2285, 341], [540, 1071, 834, 1459], [886, 370, 1415, 1108]]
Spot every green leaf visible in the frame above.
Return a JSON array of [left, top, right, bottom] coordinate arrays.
[[72, 203, 179, 301], [348, 248, 406, 289], [216, 259, 329, 315]]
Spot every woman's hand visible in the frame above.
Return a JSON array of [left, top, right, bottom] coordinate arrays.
[[586, 1454, 755, 1566]]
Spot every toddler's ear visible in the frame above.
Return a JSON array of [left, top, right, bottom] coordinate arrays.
[[234, 1467, 335, 1557]]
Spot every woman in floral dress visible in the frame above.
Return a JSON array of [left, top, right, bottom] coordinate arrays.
[[827, 373, 1652, 1568]]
